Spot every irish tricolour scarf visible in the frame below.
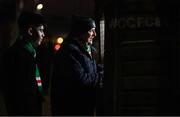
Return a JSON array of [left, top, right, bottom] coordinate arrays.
[[23, 41, 44, 95], [35, 64, 43, 93]]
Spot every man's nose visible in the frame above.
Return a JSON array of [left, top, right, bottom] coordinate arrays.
[[42, 32, 45, 37], [93, 31, 96, 37]]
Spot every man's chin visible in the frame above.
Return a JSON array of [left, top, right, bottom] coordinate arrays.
[[38, 42, 42, 45], [38, 40, 43, 45], [88, 41, 93, 45]]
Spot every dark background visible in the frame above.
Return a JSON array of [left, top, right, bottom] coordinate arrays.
[[1, 0, 180, 116]]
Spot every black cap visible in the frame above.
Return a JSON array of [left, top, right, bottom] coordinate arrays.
[[18, 11, 46, 32], [70, 16, 96, 36]]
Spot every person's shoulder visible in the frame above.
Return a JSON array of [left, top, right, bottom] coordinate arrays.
[[4, 40, 25, 58], [7, 40, 22, 52], [63, 38, 80, 52], [68, 43, 79, 51], [2, 44, 17, 64]]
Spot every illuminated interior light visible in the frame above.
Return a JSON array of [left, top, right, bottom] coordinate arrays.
[[57, 37, 64, 44], [36, 4, 43, 10], [54, 44, 61, 51]]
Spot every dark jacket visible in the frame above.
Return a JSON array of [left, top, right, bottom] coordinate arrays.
[[51, 37, 103, 116], [2, 39, 43, 116]]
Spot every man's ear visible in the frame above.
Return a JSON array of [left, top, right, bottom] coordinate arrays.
[[28, 27, 33, 36]]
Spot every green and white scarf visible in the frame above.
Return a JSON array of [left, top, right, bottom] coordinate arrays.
[[85, 42, 92, 57], [23, 41, 44, 95]]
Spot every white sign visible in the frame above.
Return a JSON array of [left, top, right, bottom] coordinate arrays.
[[109, 16, 161, 29]]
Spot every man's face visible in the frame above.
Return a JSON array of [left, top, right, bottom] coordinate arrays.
[[31, 25, 45, 47], [84, 28, 96, 45]]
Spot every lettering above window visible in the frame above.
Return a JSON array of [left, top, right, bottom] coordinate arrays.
[[109, 15, 161, 29]]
